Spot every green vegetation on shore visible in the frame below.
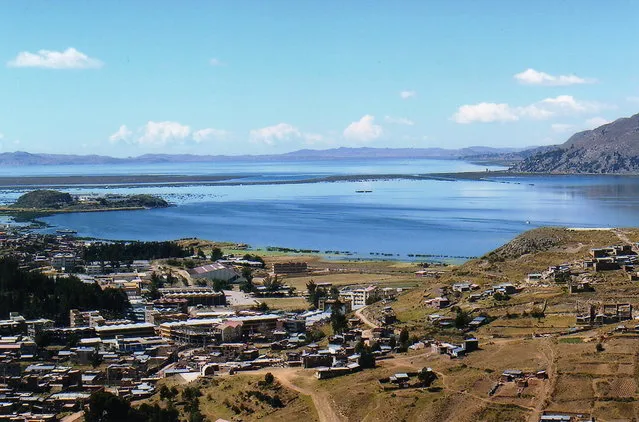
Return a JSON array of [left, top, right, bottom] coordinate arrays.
[[0, 189, 169, 219]]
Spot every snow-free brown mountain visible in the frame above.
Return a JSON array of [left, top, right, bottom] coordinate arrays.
[[512, 112, 639, 173]]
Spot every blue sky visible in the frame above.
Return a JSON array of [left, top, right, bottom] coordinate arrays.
[[1, 1, 638, 157]]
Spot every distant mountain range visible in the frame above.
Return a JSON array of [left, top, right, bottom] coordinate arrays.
[[0, 146, 532, 166], [512, 112, 639, 174]]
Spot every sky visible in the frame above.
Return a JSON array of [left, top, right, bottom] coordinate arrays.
[[1, 1, 639, 157]]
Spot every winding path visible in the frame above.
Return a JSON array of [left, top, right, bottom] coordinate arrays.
[[251, 367, 343, 422]]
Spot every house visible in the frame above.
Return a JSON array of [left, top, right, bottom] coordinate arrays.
[[452, 283, 472, 293], [568, 281, 594, 293], [389, 373, 410, 387], [493, 283, 517, 295], [303, 353, 334, 368], [217, 321, 243, 342], [527, 273, 543, 282], [468, 317, 487, 329], [425, 296, 450, 309], [501, 369, 524, 382]]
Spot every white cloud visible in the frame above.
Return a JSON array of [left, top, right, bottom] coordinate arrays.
[[249, 123, 302, 145], [138, 121, 191, 145], [384, 116, 414, 126], [551, 123, 574, 133], [343, 115, 383, 142], [193, 128, 229, 142], [209, 58, 225, 66], [109, 125, 133, 143], [453, 95, 608, 124], [7, 47, 103, 69], [452, 103, 518, 124], [303, 133, 324, 144], [627, 96, 639, 104], [400, 90, 416, 99], [537, 95, 600, 113], [585, 116, 610, 129], [514, 68, 595, 86]]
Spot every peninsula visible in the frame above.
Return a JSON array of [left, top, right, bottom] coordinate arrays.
[[0, 189, 170, 217]]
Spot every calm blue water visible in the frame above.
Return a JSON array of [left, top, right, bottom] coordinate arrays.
[[2, 159, 639, 260]]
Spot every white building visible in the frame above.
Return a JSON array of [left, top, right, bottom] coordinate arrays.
[[339, 285, 379, 308], [188, 263, 243, 283], [52, 253, 77, 270]]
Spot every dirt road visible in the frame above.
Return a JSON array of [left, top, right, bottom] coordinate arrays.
[[248, 367, 343, 422], [354, 306, 379, 329]]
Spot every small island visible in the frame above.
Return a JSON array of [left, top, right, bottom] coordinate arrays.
[[0, 189, 170, 218]]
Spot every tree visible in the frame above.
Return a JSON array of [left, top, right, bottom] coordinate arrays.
[[454, 309, 472, 328], [239, 279, 254, 294], [197, 248, 206, 259], [306, 279, 327, 308], [417, 367, 438, 387], [397, 328, 410, 352], [306, 280, 317, 305], [241, 266, 253, 282], [159, 385, 172, 401], [34, 331, 51, 348], [91, 352, 103, 368], [329, 286, 340, 299], [255, 302, 270, 312], [399, 328, 409, 344], [264, 372, 275, 385], [242, 253, 265, 267], [307, 328, 325, 343], [354, 341, 376, 368], [212, 278, 230, 292], [330, 298, 348, 334], [85, 391, 132, 422], [263, 274, 282, 292], [210, 247, 224, 261]]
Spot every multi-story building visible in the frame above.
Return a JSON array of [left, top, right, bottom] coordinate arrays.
[[339, 285, 379, 308], [273, 262, 308, 274], [69, 310, 105, 328], [51, 253, 77, 270]]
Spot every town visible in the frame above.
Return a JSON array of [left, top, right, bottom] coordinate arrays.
[[1, 226, 639, 421]]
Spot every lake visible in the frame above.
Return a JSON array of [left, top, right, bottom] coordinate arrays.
[[2, 158, 639, 260]]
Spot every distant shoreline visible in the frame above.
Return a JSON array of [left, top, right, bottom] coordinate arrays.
[[0, 170, 540, 189]]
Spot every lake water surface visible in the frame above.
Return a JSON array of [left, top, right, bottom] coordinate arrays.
[[2, 159, 639, 260]]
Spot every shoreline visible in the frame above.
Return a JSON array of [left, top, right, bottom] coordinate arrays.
[[1, 170, 635, 190], [0, 170, 535, 189]]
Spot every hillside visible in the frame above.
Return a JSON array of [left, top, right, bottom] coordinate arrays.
[[6, 190, 169, 213], [342, 227, 639, 421], [12, 190, 74, 209], [512, 113, 639, 173]]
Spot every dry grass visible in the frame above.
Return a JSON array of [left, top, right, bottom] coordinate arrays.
[[175, 228, 639, 420], [259, 297, 309, 311]]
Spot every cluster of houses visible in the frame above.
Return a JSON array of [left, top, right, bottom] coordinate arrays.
[[584, 245, 637, 272], [425, 282, 520, 311]]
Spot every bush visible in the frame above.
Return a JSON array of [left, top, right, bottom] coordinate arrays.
[[264, 372, 275, 385]]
